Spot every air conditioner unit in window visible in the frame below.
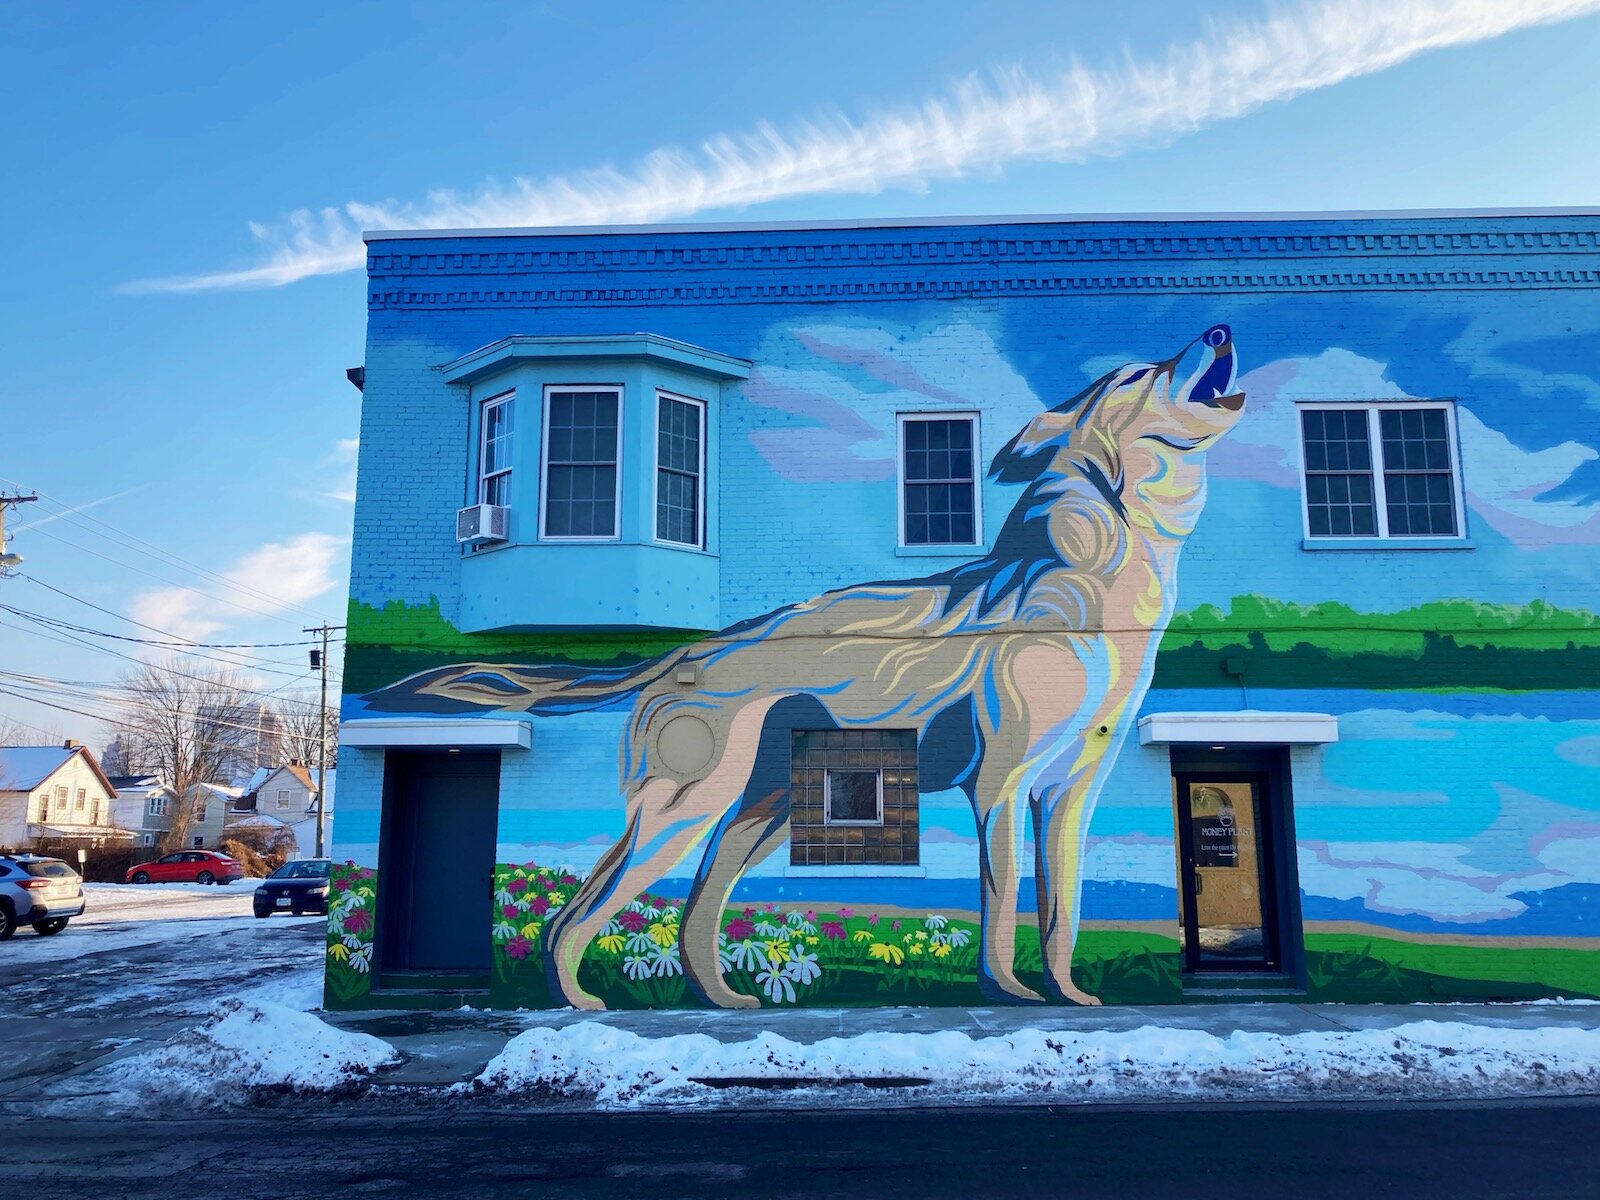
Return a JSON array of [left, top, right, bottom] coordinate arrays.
[[457, 503, 509, 544]]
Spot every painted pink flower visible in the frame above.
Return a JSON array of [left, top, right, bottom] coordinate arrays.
[[891, 919, 902, 931], [559, 873, 578, 886], [357, 868, 375, 881], [820, 921, 846, 941], [529, 895, 551, 916], [742, 907, 756, 920], [803, 910, 816, 922], [343, 909, 373, 934], [838, 907, 854, 919], [501, 904, 519, 920], [765, 902, 778, 912], [725, 917, 756, 941], [506, 878, 529, 894], [541, 877, 558, 891], [506, 936, 532, 961], [868, 914, 879, 926], [618, 910, 648, 932]]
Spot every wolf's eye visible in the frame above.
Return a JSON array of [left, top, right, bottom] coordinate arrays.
[[1203, 325, 1230, 348]]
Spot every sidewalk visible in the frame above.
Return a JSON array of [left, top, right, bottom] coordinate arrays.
[[325, 1000, 1600, 1089]]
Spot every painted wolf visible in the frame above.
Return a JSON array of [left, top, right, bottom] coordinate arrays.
[[371, 324, 1245, 1009]]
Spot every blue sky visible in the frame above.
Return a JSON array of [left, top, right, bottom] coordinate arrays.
[[3, 0, 1600, 744]]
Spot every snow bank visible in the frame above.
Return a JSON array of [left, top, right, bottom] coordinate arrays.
[[474, 1020, 1600, 1109], [62, 1000, 397, 1112]]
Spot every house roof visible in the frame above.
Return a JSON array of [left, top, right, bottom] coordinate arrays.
[[0, 746, 118, 797], [244, 764, 319, 799]]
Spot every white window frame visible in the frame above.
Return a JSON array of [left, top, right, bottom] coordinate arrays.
[[192, 836, 204, 849], [477, 389, 515, 507], [539, 384, 624, 542], [1296, 401, 1467, 543], [74, 788, 86, 812], [276, 788, 292, 811], [823, 767, 885, 827], [896, 412, 983, 549], [652, 390, 707, 550], [148, 794, 169, 817], [141, 834, 154, 847]]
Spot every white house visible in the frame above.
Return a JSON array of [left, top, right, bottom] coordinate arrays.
[[109, 773, 239, 850], [0, 743, 130, 850], [226, 764, 334, 857]]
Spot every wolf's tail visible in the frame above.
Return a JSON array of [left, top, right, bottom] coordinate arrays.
[[364, 647, 689, 717]]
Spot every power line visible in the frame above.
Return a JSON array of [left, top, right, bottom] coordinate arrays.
[[0, 674, 336, 741], [0, 476, 337, 621], [4, 596, 338, 650]]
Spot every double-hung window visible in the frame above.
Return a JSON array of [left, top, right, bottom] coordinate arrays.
[[478, 392, 514, 507], [655, 392, 705, 548], [898, 414, 980, 547], [1299, 403, 1465, 541], [542, 386, 621, 539]]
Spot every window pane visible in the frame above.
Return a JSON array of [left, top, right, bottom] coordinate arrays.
[[902, 418, 977, 545], [545, 391, 620, 536], [1379, 409, 1457, 537], [656, 396, 703, 546], [826, 770, 881, 823], [1301, 411, 1378, 537]]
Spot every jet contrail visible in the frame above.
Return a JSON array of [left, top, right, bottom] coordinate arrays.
[[125, 0, 1600, 294]]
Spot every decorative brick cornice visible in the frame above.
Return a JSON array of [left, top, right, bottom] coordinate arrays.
[[366, 220, 1600, 310]]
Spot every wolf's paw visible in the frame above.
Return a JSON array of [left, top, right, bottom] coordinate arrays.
[[976, 974, 1047, 1005]]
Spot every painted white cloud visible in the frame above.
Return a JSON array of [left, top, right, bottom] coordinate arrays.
[[1213, 350, 1600, 545], [125, 0, 1600, 293], [128, 532, 346, 643]]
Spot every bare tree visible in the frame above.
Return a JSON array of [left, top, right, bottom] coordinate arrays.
[[114, 660, 258, 852], [0, 717, 64, 747], [275, 697, 338, 771]]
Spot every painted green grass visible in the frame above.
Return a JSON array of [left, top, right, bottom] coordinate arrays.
[[1304, 933, 1600, 1002]]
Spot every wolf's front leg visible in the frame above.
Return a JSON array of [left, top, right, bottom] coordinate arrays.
[[971, 758, 1045, 1004], [679, 794, 789, 1009]]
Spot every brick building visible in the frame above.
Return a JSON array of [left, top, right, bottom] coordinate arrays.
[[327, 211, 1600, 1012]]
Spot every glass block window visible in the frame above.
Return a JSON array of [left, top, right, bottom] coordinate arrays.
[[542, 387, 621, 539], [789, 729, 918, 867], [900, 415, 979, 546], [478, 392, 514, 507], [1299, 404, 1463, 541], [655, 393, 704, 547]]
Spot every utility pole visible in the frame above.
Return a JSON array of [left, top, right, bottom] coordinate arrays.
[[304, 622, 344, 859], [0, 492, 39, 577]]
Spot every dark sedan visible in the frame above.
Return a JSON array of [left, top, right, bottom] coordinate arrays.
[[253, 859, 331, 917]]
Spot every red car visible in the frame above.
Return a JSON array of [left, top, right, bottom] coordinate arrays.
[[124, 850, 244, 886]]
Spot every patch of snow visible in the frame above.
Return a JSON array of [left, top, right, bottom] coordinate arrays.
[[473, 1020, 1600, 1109], [54, 1000, 396, 1112]]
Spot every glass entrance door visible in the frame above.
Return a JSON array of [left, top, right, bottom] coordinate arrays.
[[1175, 774, 1279, 972]]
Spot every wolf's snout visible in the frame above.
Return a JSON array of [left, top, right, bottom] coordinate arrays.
[[1179, 323, 1242, 410]]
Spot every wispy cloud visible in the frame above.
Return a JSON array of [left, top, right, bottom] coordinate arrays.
[[126, 0, 1600, 294], [17, 486, 149, 529], [129, 532, 345, 641]]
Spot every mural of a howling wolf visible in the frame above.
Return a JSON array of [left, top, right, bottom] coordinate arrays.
[[372, 324, 1246, 1009]]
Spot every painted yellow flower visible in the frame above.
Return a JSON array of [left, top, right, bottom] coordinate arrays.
[[520, 921, 543, 939], [647, 922, 678, 948], [596, 933, 626, 954], [913, 930, 929, 942], [764, 939, 792, 965], [852, 929, 874, 943], [907, 942, 925, 957], [868, 942, 905, 965], [806, 935, 819, 946], [326, 943, 350, 961], [929, 942, 953, 958]]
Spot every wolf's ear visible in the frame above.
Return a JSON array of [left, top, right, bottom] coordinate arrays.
[[989, 411, 1075, 482]]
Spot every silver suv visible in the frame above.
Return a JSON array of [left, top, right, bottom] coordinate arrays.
[[0, 854, 87, 939]]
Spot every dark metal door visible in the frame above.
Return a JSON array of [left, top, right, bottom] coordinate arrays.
[[1175, 772, 1279, 972]]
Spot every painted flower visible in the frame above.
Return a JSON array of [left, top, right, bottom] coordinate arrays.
[[493, 888, 516, 906], [930, 942, 953, 959], [756, 964, 796, 1003], [765, 903, 778, 913], [342, 933, 366, 951], [868, 942, 905, 965], [601, 918, 623, 937], [838, 907, 854, 920], [647, 922, 677, 948], [529, 895, 552, 916], [868, 914, 879, 926], [501, 904, 519, 921], [784, 910, 808, 929], [505, 936, 533, 961], [559, 873, 578, 886], [651, 943, 683, 977], [763, 939, 792, 965], [625, 899, 646, 914], [946, 928, 972, 948], [618, 910, 648, 932], [852, 929, 874, 943], [343, 909, 374, 935], [806, 935, 818, 946], [891, 920, 902, 932], [725, 917, 756, 941], [348, 946, 372, 973], [820, 921, 846, 941], [520, 921, 543, 939], [493, 920, 518, 939], [623, 953, 654, 981], [907, 942, 925, 957], [506, 878, 529, 895], [783, 947, 822, 985], [924, 914, 948, 931], [755, 920, 785, 939], [725, 939, 767, 971], [597, 933, 626, 955], [742, 907, 756, 920], [326, 943, 349, 962], [625, 930, 656, 954]]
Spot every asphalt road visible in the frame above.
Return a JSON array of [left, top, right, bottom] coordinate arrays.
[[2, 1099, 1595, 1199]]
